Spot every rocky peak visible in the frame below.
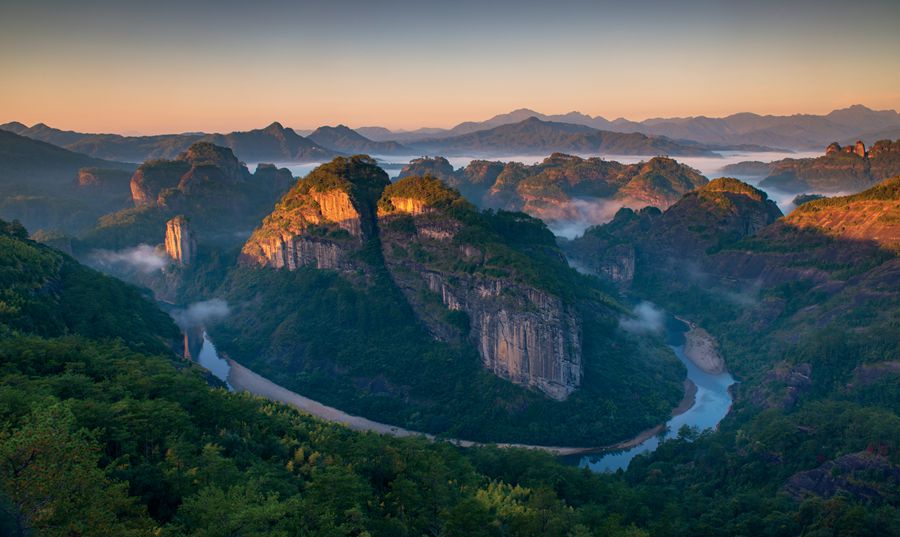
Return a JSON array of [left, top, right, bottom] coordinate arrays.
[[377, 175, 465, 217], [165, 215, 197, 266], [825, 142, 842, 155], [131, 142, 251, 207], [397, 156, 457, 183], [239, 156, 390, 271], [854, 140, 867, 158]]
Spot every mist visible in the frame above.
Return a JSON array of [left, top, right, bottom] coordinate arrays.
[[620, 301, 665, 334], [548, 197, 625, 239], [89, 244, 169, 273], [172, 299, 230, 329]]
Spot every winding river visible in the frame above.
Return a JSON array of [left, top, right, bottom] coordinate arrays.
[[575, 315, 735, 471], [191, 313, 734, 472]]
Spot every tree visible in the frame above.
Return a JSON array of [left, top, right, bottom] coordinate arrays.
[[0, 402, 151, 537]]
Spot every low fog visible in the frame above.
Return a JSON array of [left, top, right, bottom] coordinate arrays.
[[89, 244, 169, 273], [620, 301, 665, 334], [172, 299, 230, 329], [548, 197, 624, 239]]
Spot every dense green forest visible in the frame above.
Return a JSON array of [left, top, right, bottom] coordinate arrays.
[[3, 170, 899, 536]]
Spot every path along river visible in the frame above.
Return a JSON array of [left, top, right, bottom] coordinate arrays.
[[193, 312, 734, 471]]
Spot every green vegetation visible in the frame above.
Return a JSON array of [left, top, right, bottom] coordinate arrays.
[[211, 262, 682, 447], [378, 175, 466, 211]]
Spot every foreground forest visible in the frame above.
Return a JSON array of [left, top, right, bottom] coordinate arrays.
[[1, 169, 898, 537]]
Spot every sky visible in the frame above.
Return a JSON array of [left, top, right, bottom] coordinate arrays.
[[1, 0, 899, 134]]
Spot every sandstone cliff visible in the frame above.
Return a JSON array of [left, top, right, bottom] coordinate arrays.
[[377, 176, 583, 400], [240, 156, 389, 272], [164, 215, 197, 266]]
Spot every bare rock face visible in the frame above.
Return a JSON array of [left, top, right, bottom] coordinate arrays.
[[854, 140, 867, 158], [240, 156, 390, 273], [825, 142, 842, 155], [596, 244, 636, 283], [249, 234, 351, 271], [378, 176, 583, 400], [382, 196, 428, 216], [165, 215, 197, 266], [310, 189, 363, 237], [422, 271, 582, 400]]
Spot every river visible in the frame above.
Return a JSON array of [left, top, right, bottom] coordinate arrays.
[[191, 313, 734, 471], [575, 315, 735, 471]]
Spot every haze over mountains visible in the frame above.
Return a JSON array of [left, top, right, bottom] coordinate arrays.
[[6, 104, 899, 166], [360, 104, 900, 150]]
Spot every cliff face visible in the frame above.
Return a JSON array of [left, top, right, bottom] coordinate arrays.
[[241, 168, 593, 400], [377, 176, 583, 400], [421, 270, 582, 400], [164, 215, 197, 266], [240, 156, 389, 273]]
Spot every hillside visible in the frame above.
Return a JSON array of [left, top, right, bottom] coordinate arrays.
[[409, 117, 721, 157], [307, 125, 411, 155], [352, 104, 900, 149], [0, 216, 692, 537], [0, 130, 136, 233], [80, 142, 295, 251], [564, 178, 783, 283], [398, 153, 707, 231], [216, 157, 685, 445], [1, 121, 338, 163], [722, 139, 900, 194]]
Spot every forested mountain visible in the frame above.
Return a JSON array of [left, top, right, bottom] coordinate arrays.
[[408, 117, 723, 157], [222, 156, 685, 445], [723, 139, 900, 194], [307, 125, 411, 155], [361, 104, 900, 150], [397, 153, 707, 230], [0, 121, 337, 163], [0, 130, 136, 234]]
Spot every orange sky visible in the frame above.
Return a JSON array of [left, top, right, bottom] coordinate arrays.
[[1, 0, 899, 134]]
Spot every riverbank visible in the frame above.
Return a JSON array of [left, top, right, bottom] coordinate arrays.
[[226, 358, 698, 457], [677, 316, 727, 374]]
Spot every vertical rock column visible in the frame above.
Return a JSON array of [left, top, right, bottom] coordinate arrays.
[[165, 215, 197, 266]]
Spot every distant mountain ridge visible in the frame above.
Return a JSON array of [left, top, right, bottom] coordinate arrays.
[[307, 125, 411, 155], [357, 104, 900, 150], [408, 117, 725, 157], [0, 121, 339, 163]]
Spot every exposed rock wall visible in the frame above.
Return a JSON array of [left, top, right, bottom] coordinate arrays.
[[165, 215, 197, 266], [248, 234, 350, 271], [419, 271, 582, 400], [310, 189, 362, 237]]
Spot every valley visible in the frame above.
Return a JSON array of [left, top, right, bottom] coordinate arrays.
[[2, 109, 899, 537]]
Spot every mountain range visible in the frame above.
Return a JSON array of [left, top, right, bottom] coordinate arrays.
[[723, 139, 900, 194], [397, 153, 707, 231], [360, 104, 900, 150]]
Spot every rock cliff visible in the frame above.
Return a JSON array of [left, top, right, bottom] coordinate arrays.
[[240, 156, 390, 272], [164, 215, 197, 266], [377, 176, 583, 399]]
